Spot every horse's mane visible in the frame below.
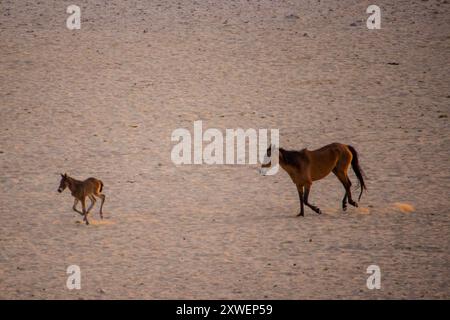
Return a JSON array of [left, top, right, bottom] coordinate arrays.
[[279, 148, 306, 166]]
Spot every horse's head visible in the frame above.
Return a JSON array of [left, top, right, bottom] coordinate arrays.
[[260, 144, 280, 176], [58, 173, 69, 193]]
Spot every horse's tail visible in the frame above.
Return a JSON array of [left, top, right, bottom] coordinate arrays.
[[99, 180, 104, 193], [348, 145, 366, 201]]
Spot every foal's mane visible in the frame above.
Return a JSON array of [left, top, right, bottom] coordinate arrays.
[[65, 175, 81, 185]]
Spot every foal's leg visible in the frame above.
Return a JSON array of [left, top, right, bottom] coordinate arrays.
[[72, 199, 83, 216], [304, 183, 322, 214], [86, 195, 96, 213], [81, 197, 89, 225], [95, 193, 106, 219], [296, 184, 305, 217]]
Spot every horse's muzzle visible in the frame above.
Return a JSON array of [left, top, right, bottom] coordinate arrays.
[[57, 188, 62, 193]]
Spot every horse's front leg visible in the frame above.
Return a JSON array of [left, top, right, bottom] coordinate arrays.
[[296, 184, 305, 217], [304, 183, 322, 214], [72, 198, 83, 216], [81, 197, 89, 225]]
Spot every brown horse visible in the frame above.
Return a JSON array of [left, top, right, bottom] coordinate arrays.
[[261, 143, 366, 216], [57, 173, 106, 225]]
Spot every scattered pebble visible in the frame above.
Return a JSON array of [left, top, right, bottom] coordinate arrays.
[[285, 14, 299, 19]]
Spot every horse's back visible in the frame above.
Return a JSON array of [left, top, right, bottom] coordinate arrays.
[[311, 142, 344, 152], [308, 143, 350, 180], [83, 177, 102, 191]]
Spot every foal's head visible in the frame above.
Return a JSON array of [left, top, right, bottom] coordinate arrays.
[[57, 173, 69, 193]]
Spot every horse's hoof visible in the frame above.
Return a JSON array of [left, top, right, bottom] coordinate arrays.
[[297, 213, 304, 217], [311, 206, 321, 214], [343, 206, 347, 211], [349, 201, 358, 207]]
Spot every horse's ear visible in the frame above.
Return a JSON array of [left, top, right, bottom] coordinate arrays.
[[60, 173, 64, 177], [63, 173, 67, 178]]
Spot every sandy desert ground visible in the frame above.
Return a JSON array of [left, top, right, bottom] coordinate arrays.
[[0, 0, 449, 299]]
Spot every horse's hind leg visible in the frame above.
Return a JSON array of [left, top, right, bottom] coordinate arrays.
[[304, 183, 322, 214], [95, 193, 105, 219], [333, 169, 357, 210], [346, 179, 357, 208]]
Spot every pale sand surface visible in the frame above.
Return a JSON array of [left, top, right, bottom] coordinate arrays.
[[0, 0, 449, 299]]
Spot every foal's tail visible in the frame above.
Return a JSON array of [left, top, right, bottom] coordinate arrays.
[[348, 145, 366, 201], [99, 180, 104, 193]]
